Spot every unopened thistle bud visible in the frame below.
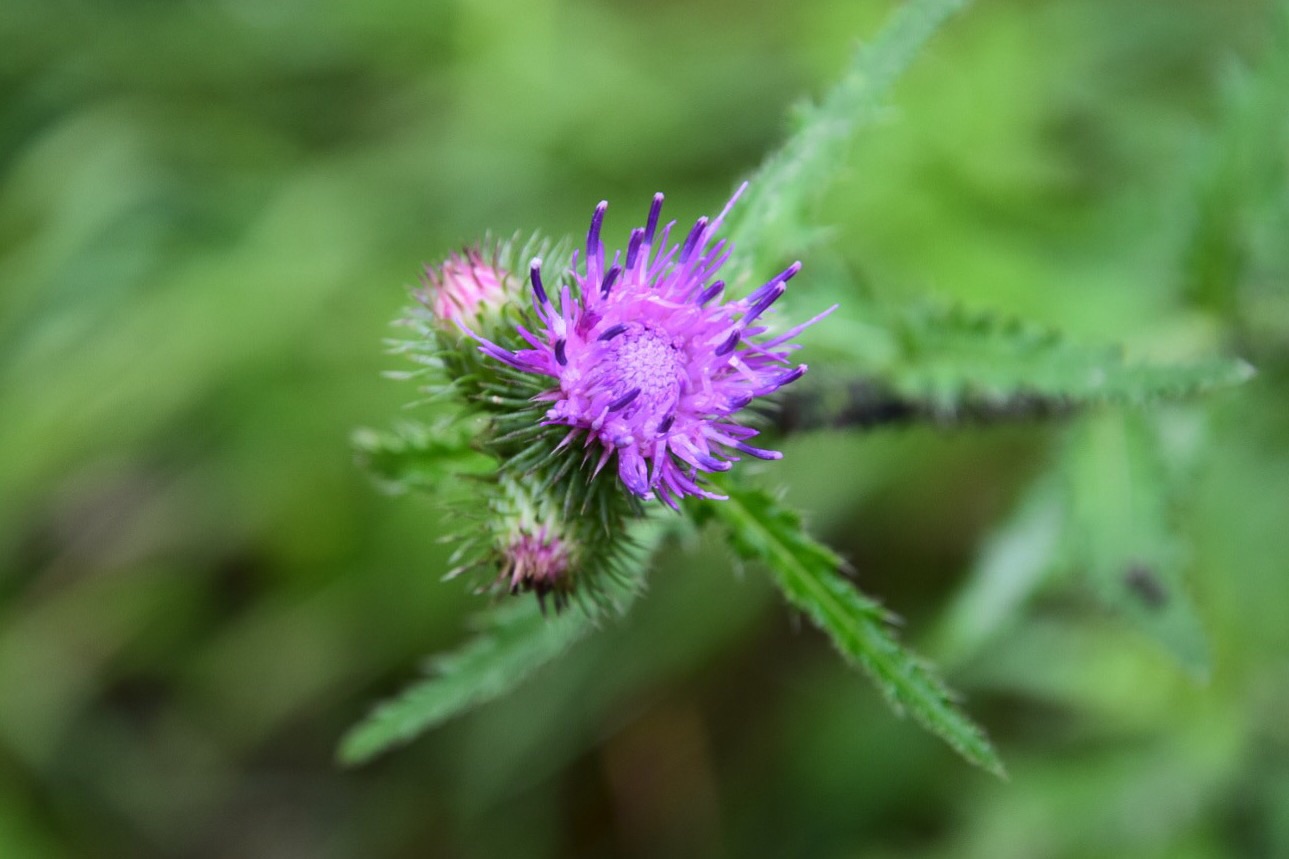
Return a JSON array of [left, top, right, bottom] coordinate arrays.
[[417, 245, 514, 330], [499, 524, 575, 610], [492, 476, 581, 611]]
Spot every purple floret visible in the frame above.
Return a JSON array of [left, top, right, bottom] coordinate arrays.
[[475, 183, 836, 507]]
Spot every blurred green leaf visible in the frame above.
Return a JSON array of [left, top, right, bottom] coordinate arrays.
[[1179, 2, 1289, 319], [724, 0, 972, 281], [1063, 412, 1211, 677], [352, 419, 493, 494], [698, 485, 1005, 777], [933, 474, 1065, 665]]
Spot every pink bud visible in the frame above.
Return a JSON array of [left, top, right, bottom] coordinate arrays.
[[500, 524, 574, 612], [419, 246, 511, 327]]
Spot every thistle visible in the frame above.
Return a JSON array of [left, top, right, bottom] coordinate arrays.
[[474, 183, 836, 507], [344, 0, 1257, 779]]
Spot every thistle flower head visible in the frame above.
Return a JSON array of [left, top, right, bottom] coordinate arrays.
[[475, 184, 835, 507], [418, 245, 512, 329]]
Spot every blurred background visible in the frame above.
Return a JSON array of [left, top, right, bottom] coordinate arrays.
[[2, 0, 1288, 856]]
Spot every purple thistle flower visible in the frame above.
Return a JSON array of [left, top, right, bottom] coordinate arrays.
[[475, 183, 836, 507]]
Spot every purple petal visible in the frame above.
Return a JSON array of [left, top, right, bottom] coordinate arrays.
[[529, 260, 548, 306], [587, 201, 607, 258], [644, 193, 664, 245]]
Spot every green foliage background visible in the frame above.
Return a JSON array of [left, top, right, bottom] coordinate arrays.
[[2, 0, 1288, 856]]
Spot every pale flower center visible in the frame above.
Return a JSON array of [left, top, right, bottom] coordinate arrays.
[[609, 326, 683, 414]]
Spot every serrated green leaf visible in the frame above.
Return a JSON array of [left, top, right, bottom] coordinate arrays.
[[723, 0, 972, 282], [784, 307, 1254, 429], [1063, 413, 1211, 677], [352, 420, 493, 493], [883, 305, 1254, 413], [336, 520, 661, 766], [698, 486, 1005, 777], [337, 598, 595, 766]]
